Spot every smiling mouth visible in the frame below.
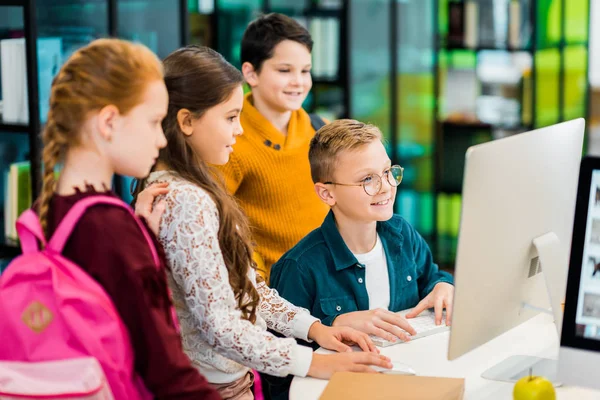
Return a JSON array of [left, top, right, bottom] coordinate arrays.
[[371, 199, 390, 206], [284, 91, 302, 97]]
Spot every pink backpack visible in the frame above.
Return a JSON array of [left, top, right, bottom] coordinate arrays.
[[0, 196, 171, 399]]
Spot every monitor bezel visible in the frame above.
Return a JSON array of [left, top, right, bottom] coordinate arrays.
[[561, 156, 600, 353]]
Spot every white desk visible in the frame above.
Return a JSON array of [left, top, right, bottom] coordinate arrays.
[[290, 314, 600, 400]]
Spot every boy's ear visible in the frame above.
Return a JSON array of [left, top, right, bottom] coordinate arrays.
[[315, 182, 336, 207], [177, 109, 194, 136], [242, 62, 259, 87]]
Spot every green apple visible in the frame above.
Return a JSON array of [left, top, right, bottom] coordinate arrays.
[[513, 375, 556, 400]]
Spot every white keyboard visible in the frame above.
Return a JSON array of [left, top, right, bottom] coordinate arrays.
[[370, 309, 449, 347]]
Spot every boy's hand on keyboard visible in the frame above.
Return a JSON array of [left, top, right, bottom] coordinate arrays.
[[332, 309, 417, 343], [307, 352, 392, 379], [405, 282, 454, 326], [308, 322, 379, 354]]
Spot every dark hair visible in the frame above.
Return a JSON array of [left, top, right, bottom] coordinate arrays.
[[241, 13, 313, 72], [132, 46, 260, 323]]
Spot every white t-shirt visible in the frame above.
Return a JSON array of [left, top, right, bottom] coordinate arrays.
[[353, 234, 390, 310]]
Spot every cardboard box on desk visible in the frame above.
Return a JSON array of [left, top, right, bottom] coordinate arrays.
[[319, 372, 465, 400]]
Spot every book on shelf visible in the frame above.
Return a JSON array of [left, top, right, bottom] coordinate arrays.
[[448, 1, 466, 48], [464, 1, 478, 49], [1, 38, 28, 124], [0, 37, 62, 125], [4, 161, 31, 243], [309, 17, 339, 80], [446, 0, 530, 50], [189, 0, 214, 14]]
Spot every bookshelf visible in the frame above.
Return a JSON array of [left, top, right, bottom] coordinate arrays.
[[433, 0, 591, 267], [186, 0, 349, 122], [0, 0, 188, 260]]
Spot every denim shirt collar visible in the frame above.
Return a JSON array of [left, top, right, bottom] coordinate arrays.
[[320, 210, 405, 271]]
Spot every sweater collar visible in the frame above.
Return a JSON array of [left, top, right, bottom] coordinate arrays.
[[241, 93, 310, 150]]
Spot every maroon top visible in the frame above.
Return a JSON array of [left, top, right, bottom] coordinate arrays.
[[46, 188, 221, 400]]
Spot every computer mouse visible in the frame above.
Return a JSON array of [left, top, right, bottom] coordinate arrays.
[[373, 362, 416, 375]]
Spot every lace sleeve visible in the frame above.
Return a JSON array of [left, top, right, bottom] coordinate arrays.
[[160, 183, 301, 376], [255, 278, 318, 341]]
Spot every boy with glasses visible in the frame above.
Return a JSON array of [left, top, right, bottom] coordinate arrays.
[[270, 119, 454, 345]]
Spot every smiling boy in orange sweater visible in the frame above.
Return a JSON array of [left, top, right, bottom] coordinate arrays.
[[215, 13, 329, 282]]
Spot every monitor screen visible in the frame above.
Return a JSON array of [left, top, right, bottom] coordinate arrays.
[[575, 169, 600, 340]]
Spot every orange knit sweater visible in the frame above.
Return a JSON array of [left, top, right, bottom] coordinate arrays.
[[216, 94, 329, 282]]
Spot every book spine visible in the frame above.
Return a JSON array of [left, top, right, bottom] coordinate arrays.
[[464, 1, 479, 49]]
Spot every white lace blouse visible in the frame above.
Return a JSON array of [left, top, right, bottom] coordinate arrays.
[[146, 171, 317, 384]]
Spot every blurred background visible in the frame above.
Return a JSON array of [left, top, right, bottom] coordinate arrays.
[[0, 0, 595, 272]]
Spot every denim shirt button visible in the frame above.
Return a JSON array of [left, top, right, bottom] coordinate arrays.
[[407, 275, 412, 282], [358, 277, 364, 284], [336, 305, 342, 311]]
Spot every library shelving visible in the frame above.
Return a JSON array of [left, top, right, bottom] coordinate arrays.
[[0, 0, 187, 261], [434, 0, 591, 266]]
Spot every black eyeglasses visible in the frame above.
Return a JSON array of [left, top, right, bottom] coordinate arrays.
[[324, 165, 404, 196]]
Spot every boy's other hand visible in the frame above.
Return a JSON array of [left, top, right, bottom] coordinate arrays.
[[332, 309, 416, 344], [405, 282, 454, 326], [308, 322, 378, 354], [134, 182, 170, 236], [307, 352, 392, 379]]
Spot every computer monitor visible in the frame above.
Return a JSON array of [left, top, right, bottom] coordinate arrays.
[[559, 156, 600, 390], [447, 118, 585, 384]]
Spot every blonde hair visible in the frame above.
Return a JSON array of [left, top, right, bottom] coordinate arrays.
[[39, 38, 164, 235], [308, 119, 383, 183]]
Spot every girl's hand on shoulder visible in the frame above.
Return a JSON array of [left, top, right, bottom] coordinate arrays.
[[134, 182, 169, 236]]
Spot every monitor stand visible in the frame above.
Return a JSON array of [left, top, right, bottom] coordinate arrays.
[[481, 232, 566, 387]]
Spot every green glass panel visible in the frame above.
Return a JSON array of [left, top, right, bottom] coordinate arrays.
[[35, 1, 109, 124], [535, 48, 560, 127], [563, 45, 588, 121], [536, 0, 561, 49], [565, 0, 589, 44], [350, 0, 391, 140], [394, 0, 435, 246], [217, 0, 263, 68], [439, 0, 449, 40], [270, 0, 310, 14], [0, 6, 24, 31], [188, 0, 199, 12], [118, 0, 182, 58]]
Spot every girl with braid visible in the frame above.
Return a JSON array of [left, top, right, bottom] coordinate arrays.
[[38, 38, 220, 399]]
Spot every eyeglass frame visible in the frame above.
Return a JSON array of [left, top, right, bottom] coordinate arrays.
[[323, 165, 404, 196]]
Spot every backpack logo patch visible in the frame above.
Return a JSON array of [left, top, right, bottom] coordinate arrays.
[[22, 301, 53, 333]]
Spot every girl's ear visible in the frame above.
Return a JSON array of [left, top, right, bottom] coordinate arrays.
[[242, 62, 259, 88], [177, 109, 194, 136], [97, 104, 120, 142], [314, 183, 336, 207]]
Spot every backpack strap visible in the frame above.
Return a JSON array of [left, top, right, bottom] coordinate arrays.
[[47, 196, 160, 268], [309, 113, 326, 131], [15, 210, 47, 254]]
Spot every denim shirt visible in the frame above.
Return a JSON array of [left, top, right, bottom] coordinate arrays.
[[270, 210, 454, 327]]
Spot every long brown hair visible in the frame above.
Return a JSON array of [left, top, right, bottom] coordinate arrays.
[[133, 46, 260, 323], [39, 38, 163, 235]]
